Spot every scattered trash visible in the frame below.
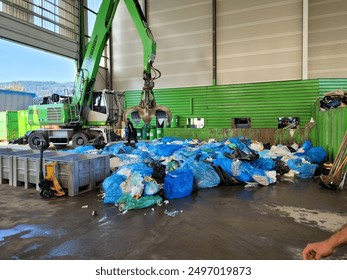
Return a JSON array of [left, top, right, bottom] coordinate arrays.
[[82, 205, 88, 208], [116, 193, 163, 211], [164, 209, 181, 217], [244, 182, 259, 188], [92, 210, 97, 216], [320, 89, 347, 110], [91, 136, 329, 211]]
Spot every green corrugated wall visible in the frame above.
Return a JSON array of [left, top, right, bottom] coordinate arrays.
[[125, 78, 347, 159], [125, 79, 322, 128], [311, 79, 347, 160]]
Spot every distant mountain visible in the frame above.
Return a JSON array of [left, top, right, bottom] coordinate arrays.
[[0, 80, 74, 97]]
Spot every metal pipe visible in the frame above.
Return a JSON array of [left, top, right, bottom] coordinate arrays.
[[212, 0, 217, 86], [142, 0, 148, 20], [109, 29, 114, 89]]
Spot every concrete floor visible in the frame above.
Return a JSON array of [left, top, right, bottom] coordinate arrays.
[[0, 177, 347, 260]]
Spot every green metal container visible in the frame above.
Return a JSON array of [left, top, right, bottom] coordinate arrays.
[[136, 128, 142, 140], [17, 110, 28, 137], [156, 127, 163, 139], [170, 115, 179, 128], [149, 126, 157, 140], [0, 111, 19, 141], [18, 110, 40, 137], [142, 125, 148, 140]]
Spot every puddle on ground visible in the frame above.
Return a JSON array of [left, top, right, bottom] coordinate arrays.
[[0, 224, 67, 241], [48, 239, 82, 257], [263, 204, 347, 232]]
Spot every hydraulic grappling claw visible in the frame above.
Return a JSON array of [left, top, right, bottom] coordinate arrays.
[[124, 79, 172, 126], [124, 90, 172, 126]]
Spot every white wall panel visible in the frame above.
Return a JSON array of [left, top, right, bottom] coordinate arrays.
[[308, 0, 347, 78], [112, 0, 212, 91], [217, 0, 303, 84]]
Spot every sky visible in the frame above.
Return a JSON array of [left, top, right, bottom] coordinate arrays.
[[0, 38, 76, 83]]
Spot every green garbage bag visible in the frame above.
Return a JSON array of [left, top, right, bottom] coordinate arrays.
[[117, 193, 163, 211]]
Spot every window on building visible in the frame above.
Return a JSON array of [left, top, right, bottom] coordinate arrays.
[[187, 118, 205, 129], [0, 0, 78, 41], [232, 118, 251, 128], [278, 117, 299, 129]]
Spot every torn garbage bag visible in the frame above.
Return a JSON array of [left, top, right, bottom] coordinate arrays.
[[183, 157, 220, 188], [287, 158, 318, 178], [117, 193, 162, 211], [144, 177, 160, 196], [213, 157, 253, 182], [102, 173, 127, 204], [164, 166, 194, 199], [213, 156, 276, 185]]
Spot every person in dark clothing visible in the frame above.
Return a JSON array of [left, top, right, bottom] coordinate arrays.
[[126, 118, 137, 144]]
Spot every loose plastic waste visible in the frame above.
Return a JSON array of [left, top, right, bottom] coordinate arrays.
[[73, 135, 329, 211]]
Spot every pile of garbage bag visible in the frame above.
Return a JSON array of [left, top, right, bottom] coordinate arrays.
[[320, 89, 347, 110], [67, 137, 328, 211]]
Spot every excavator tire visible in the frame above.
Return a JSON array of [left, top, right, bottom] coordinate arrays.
[[28, 131, 49, 150], [72, 132, 89, 148]]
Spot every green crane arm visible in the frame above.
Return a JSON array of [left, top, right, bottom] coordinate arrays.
[[73, 0, 157, 122], [124, 0, 156, 80]]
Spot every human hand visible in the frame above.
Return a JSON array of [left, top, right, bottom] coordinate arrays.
[[302, 241, 334, 260]]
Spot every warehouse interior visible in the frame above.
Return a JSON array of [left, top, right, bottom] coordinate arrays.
[[0, 0, 347, 260]]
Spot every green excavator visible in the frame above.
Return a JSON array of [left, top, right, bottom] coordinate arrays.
[[27, 0, 171, 150]]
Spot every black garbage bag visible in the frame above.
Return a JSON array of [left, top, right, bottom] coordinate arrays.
[[149, 160, 166, 184], [224, 147, 259, 161], [274, 159, 290, 175]]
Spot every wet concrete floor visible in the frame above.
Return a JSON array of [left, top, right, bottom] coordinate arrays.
[[0, 178, 347, 260]]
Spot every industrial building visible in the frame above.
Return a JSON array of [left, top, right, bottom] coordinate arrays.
[[0, 0, 346, 262]]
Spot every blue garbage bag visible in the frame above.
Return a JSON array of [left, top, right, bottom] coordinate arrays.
[[250, 158, 276, 171], [102, 143, 133, 155], [149, 143, 184, 157], [184, 158, 220, 188], [69, 145, 96, 154], [144, 181, 160, 196], [287, 158, 318, 178], [231, 160, 254, 182], [114, 154, 141, 165], [299, 140, 313, 152], [118, 162, 153, 177], [228, 137, 252, 154], [213, 156, 253, 182], [246, 164, 276, 185], [102, 173, 127, 204], [164, 166, 193, 199], [213, 156, 234, 177], [304, 146, 327, 164], [160, 136, 184, 143]]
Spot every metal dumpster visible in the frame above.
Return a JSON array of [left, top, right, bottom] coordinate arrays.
[[0, 148, 36, 186], [12, 151, 70, 190], [46, 153, 110, 196]]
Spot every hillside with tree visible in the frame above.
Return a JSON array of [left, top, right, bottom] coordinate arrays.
[[0, 81, 74, 97]]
